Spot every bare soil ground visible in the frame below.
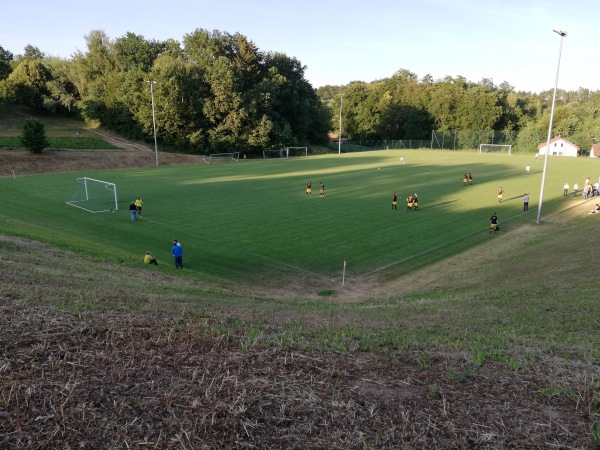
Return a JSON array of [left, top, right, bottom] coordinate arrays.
[[0, 127, 205, 176], [1, 137, 598, 448]]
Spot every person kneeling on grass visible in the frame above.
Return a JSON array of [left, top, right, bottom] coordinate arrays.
[[144, 250, 158, 265], [590, 204, 600, 214]]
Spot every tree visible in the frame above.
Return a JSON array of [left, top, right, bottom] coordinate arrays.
[[45, 58, 79, 112], [0, 44, 14, 80], [2, 59, 51, 109], [114, 32, 167, 72], [21, 45, 45, 60], [21, 118, 49, 153]]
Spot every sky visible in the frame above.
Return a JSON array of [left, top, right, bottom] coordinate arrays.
[[2, 0, 599, 93]]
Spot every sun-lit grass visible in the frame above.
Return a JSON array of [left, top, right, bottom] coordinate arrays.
[[0, 149, 597, 288]]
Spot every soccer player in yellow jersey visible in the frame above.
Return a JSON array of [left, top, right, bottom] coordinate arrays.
[[319, 181, 325, 197], [392, 192, 397, 210], [306, 181, 312, 195], [406, 194, 413, 212], [412, 193, 419, 211], [135, 197, 144, 217]]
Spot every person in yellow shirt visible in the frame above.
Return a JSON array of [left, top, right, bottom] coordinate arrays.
[[135, 197, 144, 217], [144, 250, 158, 265]]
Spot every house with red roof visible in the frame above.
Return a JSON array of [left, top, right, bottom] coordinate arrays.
[[537, 136, 579, 157]]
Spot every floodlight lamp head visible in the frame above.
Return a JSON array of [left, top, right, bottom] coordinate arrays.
[[553, 30, 567, 37]]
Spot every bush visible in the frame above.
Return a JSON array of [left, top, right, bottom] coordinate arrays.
[[20, 117, 49, 153]]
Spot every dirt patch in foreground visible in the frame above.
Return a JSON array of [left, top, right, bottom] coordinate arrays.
[[0, 297, 594, 449]]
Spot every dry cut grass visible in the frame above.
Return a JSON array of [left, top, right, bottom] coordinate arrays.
[[1, 233, 598, 449]]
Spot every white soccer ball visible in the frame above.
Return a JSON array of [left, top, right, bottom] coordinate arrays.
[[378, 167, 381, 170]]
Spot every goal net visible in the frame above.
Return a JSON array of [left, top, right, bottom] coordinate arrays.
[[479, 144, 512, 155], [286, 146, 308, 158], [66, 177, 118, 213], [263, 149, 286, 159], [207, 152, 240, 164]]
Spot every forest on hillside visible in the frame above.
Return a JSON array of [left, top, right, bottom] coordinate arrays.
[[1, 31, 599, 155]]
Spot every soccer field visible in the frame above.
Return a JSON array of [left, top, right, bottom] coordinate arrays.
[[1, 150, 596, 288]]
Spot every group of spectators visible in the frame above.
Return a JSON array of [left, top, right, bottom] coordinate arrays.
[[563, 178, 600, 198]]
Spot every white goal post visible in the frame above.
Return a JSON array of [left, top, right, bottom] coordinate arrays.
[[479, 143, 512, 155], [66, 177, 118, 213], [263, 149, 286, 159], [207, 152, 240, 164], [286, 146, 308, 158]]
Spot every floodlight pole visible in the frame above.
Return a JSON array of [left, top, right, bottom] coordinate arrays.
[[338, 93, 344, 154], [536, 30, 566, 225], [146, 80, 159, 167]]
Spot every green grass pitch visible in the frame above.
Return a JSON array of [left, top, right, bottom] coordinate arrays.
[[0, 150, 596, 287]]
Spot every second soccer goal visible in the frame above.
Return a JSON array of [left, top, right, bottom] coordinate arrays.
[[479, 144, 512, 155]]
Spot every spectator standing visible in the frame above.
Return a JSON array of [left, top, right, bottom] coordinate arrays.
[[172, 240, 183, 269], [573, 183, 579, 197], [523, 193, 529, 211], [563, 183, 569, 196]]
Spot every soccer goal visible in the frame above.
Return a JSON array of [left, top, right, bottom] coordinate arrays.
[[479, 144, 512, 155], [66, 177, 118, 213], [286, 146, 308, 158], [207, 152, 240, 164], [263, 149, 286, 159]]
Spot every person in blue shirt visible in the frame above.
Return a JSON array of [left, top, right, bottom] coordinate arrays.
[[171, 240, 183, 269]]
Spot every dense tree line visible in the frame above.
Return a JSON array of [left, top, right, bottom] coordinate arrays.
[[317, 70, 600, 153], [0, 31, 331, 155], [2, 34, 599, 154]]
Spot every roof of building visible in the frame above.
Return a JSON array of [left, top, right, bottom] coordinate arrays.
[[537, 135, 580, 150]]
